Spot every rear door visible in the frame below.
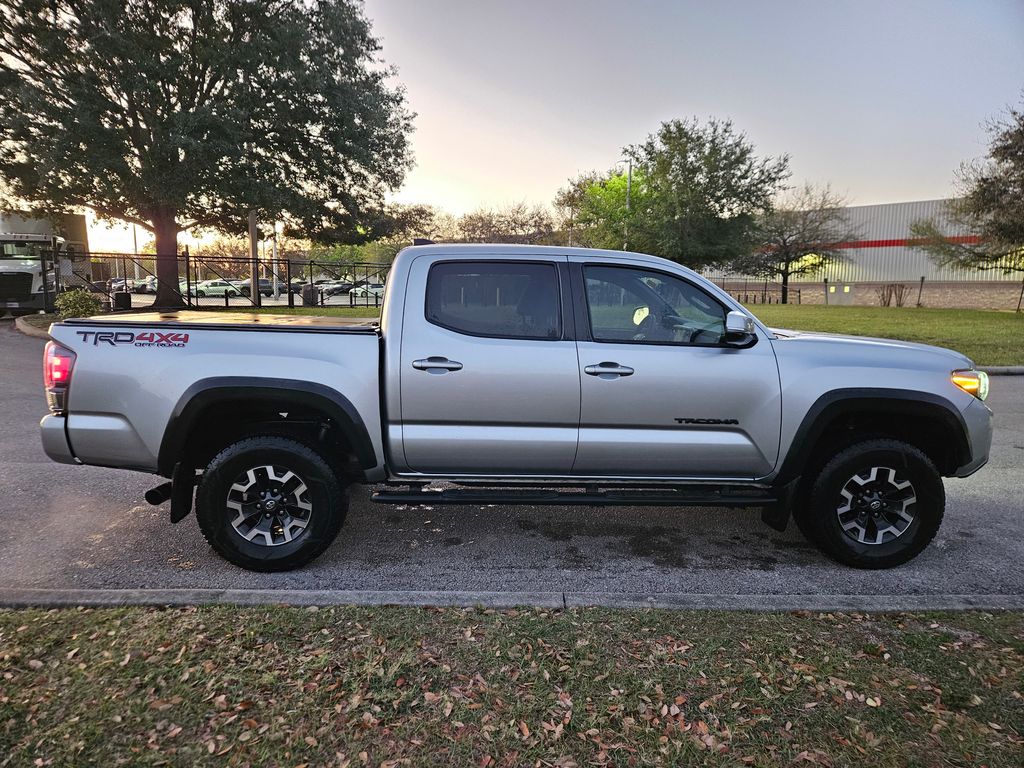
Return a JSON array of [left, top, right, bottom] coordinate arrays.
[[570, 260, 781, 479], [399, 256, 580, 475]]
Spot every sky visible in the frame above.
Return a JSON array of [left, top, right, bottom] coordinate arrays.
[[368, 0, 1024, 212], [90, 0, 1024, 249]]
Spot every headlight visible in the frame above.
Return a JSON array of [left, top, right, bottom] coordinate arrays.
[[951, 370, 989, 401]]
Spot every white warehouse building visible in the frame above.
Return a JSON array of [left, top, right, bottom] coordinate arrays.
[[706, 199, 1020, 308]]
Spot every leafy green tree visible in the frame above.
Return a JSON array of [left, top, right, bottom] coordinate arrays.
[[0, 0, 413, 306], [911, 104, 1024, 275], [626, 118, 790, 268], [732, 184, 861, 304]]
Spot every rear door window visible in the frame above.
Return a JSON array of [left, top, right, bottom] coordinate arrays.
[[426, 261, 561, 340]]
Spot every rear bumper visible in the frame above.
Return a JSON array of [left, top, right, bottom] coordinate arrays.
[[954, 398, 993, 478], [39, 415, 78, 465]]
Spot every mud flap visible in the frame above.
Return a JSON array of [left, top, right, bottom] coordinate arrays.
[[170, 462, 197, 523], [760, 479, 798, 532]]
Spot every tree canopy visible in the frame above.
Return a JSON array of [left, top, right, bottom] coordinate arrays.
[[0, 0, 413, 305], [627, 118, 790, 268], [911, 103, 1024, 275], [556, 119, 789, 267]]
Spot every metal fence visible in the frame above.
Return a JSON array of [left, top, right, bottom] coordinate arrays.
[[59, 252, 391, 312]]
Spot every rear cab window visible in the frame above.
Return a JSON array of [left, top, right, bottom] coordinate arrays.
[[425, 261, 562, 340]]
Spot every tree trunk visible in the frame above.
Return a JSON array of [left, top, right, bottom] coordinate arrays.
[[780, 271, 790, 304], [152, 212, 184, 309]]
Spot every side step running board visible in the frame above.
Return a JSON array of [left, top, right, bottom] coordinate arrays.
[[372, 487, 778, 508]]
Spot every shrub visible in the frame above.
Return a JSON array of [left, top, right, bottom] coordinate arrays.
[[55, 288, 102, 318], [876, 283, 911, 307]]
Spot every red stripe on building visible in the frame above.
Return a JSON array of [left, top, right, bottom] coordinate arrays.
[[832, 235, 982, 250]]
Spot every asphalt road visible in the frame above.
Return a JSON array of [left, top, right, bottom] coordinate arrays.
[[1, 320, 1022, 607]]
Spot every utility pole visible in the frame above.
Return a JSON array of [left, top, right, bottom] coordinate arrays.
[[131, 224, 141, 279], [248, 210, 261, 308], [624, 158, 632, 251], [271, 222, 279, 299]]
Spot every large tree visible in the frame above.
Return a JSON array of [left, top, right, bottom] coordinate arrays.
[[626, 118, 790, 268], [732, 184, 861, 304], [458, 203, 555, 245], [0, 0, 413, 306], [910, 103, 1024, 275]]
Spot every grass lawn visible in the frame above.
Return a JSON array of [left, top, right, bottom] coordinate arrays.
[[15, 312, 56, 332], [32, 304, 1023, 364], [261, 304, 1023, 366], [746, 305, 1023, 366], [1, 607, 1021, 766]]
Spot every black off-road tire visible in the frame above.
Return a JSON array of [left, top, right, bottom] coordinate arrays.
[[195, 436, 347, 572], [802, 438, 944, 569]]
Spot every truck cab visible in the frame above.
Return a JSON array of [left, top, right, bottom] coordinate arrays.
[[0, 233, 67, 314]]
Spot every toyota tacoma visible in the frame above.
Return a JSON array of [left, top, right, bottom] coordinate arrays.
[[39, 244, 993, 571]]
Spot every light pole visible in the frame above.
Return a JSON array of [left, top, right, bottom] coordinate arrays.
[[615, 158, 633, 250]]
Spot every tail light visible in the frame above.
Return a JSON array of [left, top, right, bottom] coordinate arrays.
[[43, 341, 76, 414]]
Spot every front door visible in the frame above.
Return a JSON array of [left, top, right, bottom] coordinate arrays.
[[571, 261, 781, 479], [399, 257, 580, 475]]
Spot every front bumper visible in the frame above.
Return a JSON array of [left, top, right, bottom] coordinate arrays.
[[40, 415, 78, 465], [954, 398, 993, 477], [3, 293, 47, 311]]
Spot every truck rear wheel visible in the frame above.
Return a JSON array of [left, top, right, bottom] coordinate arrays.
[[802, 439, 944, 569], [195, 436, 347, 571]]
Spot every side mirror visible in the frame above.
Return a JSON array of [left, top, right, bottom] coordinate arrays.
[[724, 310, 757, 347]]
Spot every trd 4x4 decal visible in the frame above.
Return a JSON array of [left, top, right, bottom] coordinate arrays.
[[76, 330, 189, 347]]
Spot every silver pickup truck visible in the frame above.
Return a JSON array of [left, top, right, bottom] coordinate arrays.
[[39, 244, 993, 571]]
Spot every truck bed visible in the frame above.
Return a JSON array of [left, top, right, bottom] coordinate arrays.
[[48, 310, 385, 476], [61, 310, 379, 334]]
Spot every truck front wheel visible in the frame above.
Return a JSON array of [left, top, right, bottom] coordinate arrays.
[[195, 436, 347, 571], [802, 439, 944, 569]]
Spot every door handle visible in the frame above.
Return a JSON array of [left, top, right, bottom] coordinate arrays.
[[412, 356, 463, 373], [584, 362, 634, 378]]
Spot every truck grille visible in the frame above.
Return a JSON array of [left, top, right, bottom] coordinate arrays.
[[0, 272, 34, 301]]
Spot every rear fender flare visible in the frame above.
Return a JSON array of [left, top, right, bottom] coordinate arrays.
[[157, 377, 377, 476]]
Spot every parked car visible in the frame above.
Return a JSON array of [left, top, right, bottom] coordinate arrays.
[[134, 276, 158, 294], [236, 278, 274, 298], [107, 278, 135, 292], [194, 279, 239, 298], [349, 282, 385, 299], [40, 244, 992, 572], [322, 280, 354, 296]]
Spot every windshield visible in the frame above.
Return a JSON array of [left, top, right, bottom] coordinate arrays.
[[0, 241, 46, 259]]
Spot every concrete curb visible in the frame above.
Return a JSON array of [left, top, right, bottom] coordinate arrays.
[[13, 315, 52, 340], [980, 366, 1024, 375], [1, 588, 1022, 612]]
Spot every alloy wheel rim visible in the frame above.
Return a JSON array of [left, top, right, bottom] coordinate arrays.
[[835, 465, 917, 545], [226, 464, 312, 547]]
